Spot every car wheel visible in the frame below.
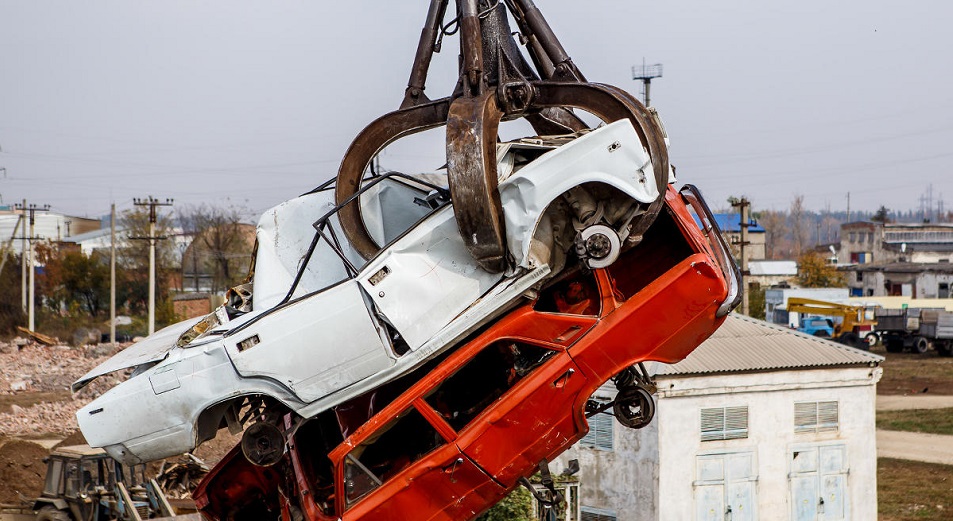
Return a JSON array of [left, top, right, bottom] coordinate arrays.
[[864, 332, 879, 348], [36, 506, 72, 521], [913, 337, 930, 354], [612, 387, 655, 429]]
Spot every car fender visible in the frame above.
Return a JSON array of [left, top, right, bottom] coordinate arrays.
[[499, 120, 659, 268]]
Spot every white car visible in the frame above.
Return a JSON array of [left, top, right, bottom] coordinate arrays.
[[73, 120, 662, 464]]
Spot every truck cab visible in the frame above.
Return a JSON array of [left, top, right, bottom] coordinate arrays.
[[798, 317, 835, 338]]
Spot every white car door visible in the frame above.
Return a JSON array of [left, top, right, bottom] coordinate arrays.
[[223, 280, 393, 404]]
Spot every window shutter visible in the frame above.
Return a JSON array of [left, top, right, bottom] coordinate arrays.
[[795, 401, 839, 433], [581, 410, 614, 451], [701, 406, 748, 441]]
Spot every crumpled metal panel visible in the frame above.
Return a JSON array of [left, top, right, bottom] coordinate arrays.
[[499, 120, 659, 268], [71, 317, 202, 392], [358, 206, 503, 350]]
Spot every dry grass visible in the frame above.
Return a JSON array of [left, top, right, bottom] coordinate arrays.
[[879, 458, 953, 520], [877, 408, 953, 436]]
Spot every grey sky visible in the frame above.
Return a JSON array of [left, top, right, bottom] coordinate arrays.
[[1, 1, 950, 221]]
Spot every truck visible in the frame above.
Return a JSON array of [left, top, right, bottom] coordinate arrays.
[[797, 317, 836, 338], [878, 308, 953, 355], [785, 298, 878, 349], [1, 444, 198, 521]]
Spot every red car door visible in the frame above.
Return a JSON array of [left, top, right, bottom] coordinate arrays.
[[337, 403, 504, 521], [421, 337, 590, 488]]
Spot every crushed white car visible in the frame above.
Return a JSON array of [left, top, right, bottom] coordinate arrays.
[[73, 120, 662, 464]]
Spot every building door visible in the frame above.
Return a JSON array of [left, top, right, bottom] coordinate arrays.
[[790, 444, 849, 521], [694, 451, 757, 521]]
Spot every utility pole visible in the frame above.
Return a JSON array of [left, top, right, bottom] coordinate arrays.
[[14, 202, 50, 332], [631, 61, 663, 107], [731, 198, 751, 316], [110, 204, 116, 346], [20, 199, 26, 313], [132, 196, 173, 335]]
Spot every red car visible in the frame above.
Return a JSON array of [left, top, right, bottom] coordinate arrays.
[[194, 184, 740, 521]]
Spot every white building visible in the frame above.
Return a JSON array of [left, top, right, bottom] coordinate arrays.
[[554, 314, 883, 521]]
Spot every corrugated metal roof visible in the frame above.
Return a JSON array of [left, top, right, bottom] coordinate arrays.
[[655, 313, 883, 376]]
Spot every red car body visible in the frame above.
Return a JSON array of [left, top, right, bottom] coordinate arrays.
[[194, 184, 740, 521]]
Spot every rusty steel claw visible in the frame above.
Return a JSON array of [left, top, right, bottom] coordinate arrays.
[[336, 98, 451, 259], [446, 90, 507, 272], [334, 0, 670, 272]]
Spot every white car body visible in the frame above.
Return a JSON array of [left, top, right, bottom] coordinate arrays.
[[74, 120, 659, 464]]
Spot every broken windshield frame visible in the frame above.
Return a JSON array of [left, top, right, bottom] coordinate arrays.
[[280, 172, 451, 306]]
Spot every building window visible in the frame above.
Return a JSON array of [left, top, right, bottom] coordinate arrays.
[[795, 401, 839, 433], [848, 232, 856, 243], [580, 506, 616, 521], [856, 271, 864, 282], [701, 406, 748, 441], [580, 408, 613, 451], [940, 283, 950, 299]]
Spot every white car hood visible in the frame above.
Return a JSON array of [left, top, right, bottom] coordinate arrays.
[[71, 317, 203, 392]]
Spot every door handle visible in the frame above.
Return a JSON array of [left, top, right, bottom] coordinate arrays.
[[554, 369, 575, 389], [444, 457, 464, 483]]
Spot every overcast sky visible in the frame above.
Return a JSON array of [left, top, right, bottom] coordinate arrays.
[[1, 1, 950, 221]]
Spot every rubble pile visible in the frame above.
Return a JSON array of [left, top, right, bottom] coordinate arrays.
[[0, 340, 126, 437]]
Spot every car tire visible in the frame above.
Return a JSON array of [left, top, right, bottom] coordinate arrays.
[[36, 506, 72, 521], [913, 336, 930, 354], [864, 332, 879, 348]]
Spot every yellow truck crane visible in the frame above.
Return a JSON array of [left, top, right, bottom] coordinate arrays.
[[786, 297, 878, 349]]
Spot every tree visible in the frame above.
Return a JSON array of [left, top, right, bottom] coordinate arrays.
[[477, 487, 534, 521], [872, 205, 890, 223], [796, 252, 845, 288], [0, 253, 26, 335], [790, 195, 807, 258], [757, 210, 789, 260], [35, 245, 110, 316], [177, 202, 255, 293]]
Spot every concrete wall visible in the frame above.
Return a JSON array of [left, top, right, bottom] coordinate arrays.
[[657, 366, 881, 521], [553, 387, 659, 521]]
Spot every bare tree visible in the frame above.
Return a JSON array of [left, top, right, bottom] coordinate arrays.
[[757, 210, 787, 259], [790, 195, 807, 258], [177, 202, 255, 293]]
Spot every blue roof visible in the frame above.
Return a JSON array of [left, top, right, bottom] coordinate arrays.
[[712, 213, 765, 233]]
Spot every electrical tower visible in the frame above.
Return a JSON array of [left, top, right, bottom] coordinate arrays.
[[14, 202, 50, 332], [132, 196, 174, 335], [631, 61, 663, 107]]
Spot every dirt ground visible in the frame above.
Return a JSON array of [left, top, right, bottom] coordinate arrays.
[[0, 339, 238, 506], [873, 345, 953, 395]]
